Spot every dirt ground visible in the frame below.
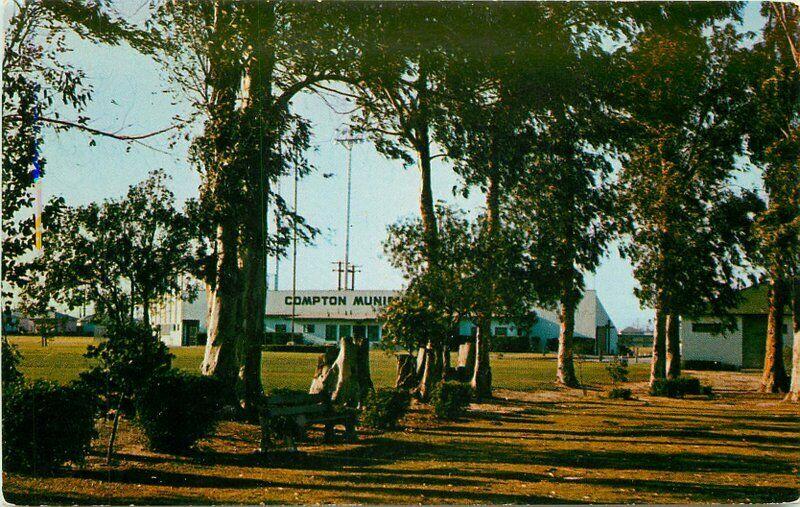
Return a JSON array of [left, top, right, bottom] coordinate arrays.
[[3, 370, 799, 505]]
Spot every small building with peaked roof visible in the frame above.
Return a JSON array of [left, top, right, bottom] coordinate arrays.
[[681, 285, 793, 369]]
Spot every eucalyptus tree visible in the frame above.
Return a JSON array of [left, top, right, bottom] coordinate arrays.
[[151, 1, 356, 414], [743, 2, 800, 395], [615, 8, 757, 385], [507, 113, 617, 387], [434, 3, 642, 391], [2, 0, 156, 298]]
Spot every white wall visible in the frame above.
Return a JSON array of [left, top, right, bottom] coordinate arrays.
[[681, 316, 743, 367], [682, 315, 794, 368]]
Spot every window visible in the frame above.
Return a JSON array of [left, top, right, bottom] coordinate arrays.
[[339, 324, 352, 338], [495, 326, 508, 336], [304, 324, 316, 334], [368, 325, 380, 342], [692, 322, 723, 334], [325, 324, 337, 341], [275, 323, 287, 333]]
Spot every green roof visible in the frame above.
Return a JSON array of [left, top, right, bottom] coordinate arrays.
[[727, 285, 793, 316]]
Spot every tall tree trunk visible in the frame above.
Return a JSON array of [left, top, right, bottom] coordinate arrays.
[[414, 342, 441, 401], [471, 170, 499, 397], [416, 135, 438, 262], [650, 308, 667, 386], [471, 318, 493, 398], [199, 0, 243, 398], [787, 277, 799, 402], [557, 285, 579, 387], [237, 243, 265, 419], [665, 313, 681, 379], [201, 219, 241, 390], [761, 278, 789, 393]]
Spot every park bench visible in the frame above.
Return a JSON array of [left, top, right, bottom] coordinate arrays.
[[258, 391, 357, 452]]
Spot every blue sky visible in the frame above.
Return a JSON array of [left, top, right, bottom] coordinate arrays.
[[33, 2, 766, 329]]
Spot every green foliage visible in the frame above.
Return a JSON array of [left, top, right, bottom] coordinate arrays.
[[362, 388, 411, 430], [605, 357, 629, 384], [2, 1, 152, 298], [79, 322, 173, 415], [24, 171, 196, 328], [2, 380, 97, 473], [2, 336, 24, 386], [607, 387, 633, 400], [431, 381, 472, 420], [616, 13, 761, 319], [265, 415, 306, 443], [380, 288, 452, 353], [649, 376, 712, 398], [135, 370, 224, 453]]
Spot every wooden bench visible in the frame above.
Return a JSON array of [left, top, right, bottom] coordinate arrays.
[[258, 392, 357, 451]]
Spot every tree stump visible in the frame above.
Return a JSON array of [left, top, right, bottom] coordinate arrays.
[[395, 354, 417, 390], [456, 339, 475, 382]]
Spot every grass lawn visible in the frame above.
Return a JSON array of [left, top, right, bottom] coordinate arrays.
[[4, 337, 798, 504], [8, 336, 650, 391]]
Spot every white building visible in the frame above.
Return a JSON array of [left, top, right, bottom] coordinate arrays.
[[148, 280, 208, 347], [264, 289, 618, 353], [681, 285, 793, 369]]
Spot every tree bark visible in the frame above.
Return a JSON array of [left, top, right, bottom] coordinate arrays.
[[395, 354, 417, 390], [471, 318, 493, 398], [665, 313, 681, 379], [354, 336, 373, 402], [650, 308, 667, 386], [557, 286, 579, 387], [201, 219, 241, 390], [199, 0, 243, 397], [416, 136, 438, 263], [787, 278, 799, 402], [761, 278, 789, 393], [457, 339, 475, 382], [471, 171, 500, 397], [414, 342, 441, 402]]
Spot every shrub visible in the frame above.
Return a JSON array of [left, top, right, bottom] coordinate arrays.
[[362, 388, 411, 430], [2, 337, 23, 386], [135, 370, 223, 453], [650, 376, 707, 398], [265, 415, 305, 443], [491, 335, 531, 352], [682, 360, 738, 371], [605, 356, 629, 384], [607, 387, 633, 400], [431, 381, 472, 420], [2, 380, 97, 473], [80, 322, 173, 416]]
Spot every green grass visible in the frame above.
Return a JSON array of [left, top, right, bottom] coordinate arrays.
[[9, 335, 650, 390]]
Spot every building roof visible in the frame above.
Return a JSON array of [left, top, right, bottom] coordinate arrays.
[[726, 285, 792, 316], [619, 326, 652, 336]]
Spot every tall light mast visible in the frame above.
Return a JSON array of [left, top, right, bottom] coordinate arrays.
[[335, 131, 364, 290]]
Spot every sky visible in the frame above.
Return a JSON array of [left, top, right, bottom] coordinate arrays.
[[30, 1, 766, 330]]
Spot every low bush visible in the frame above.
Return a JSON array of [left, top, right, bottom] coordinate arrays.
[[265, 415, 305, 443], [491, 335, 531, 352], [135, 370, 223, 453], [605, 356, 629, 384], [431, 381, 472, 420], [650, 376, 710, 398], [682, 360, 738, 371], [2, 380, 97, 473], [607, 387, 633, 400], [2, 337, 23, 386], [362, 388, 411, 430]]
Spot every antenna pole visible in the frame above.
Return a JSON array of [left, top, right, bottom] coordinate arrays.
[[344, 140, 353, 285], [291, 165, 298, 334]]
